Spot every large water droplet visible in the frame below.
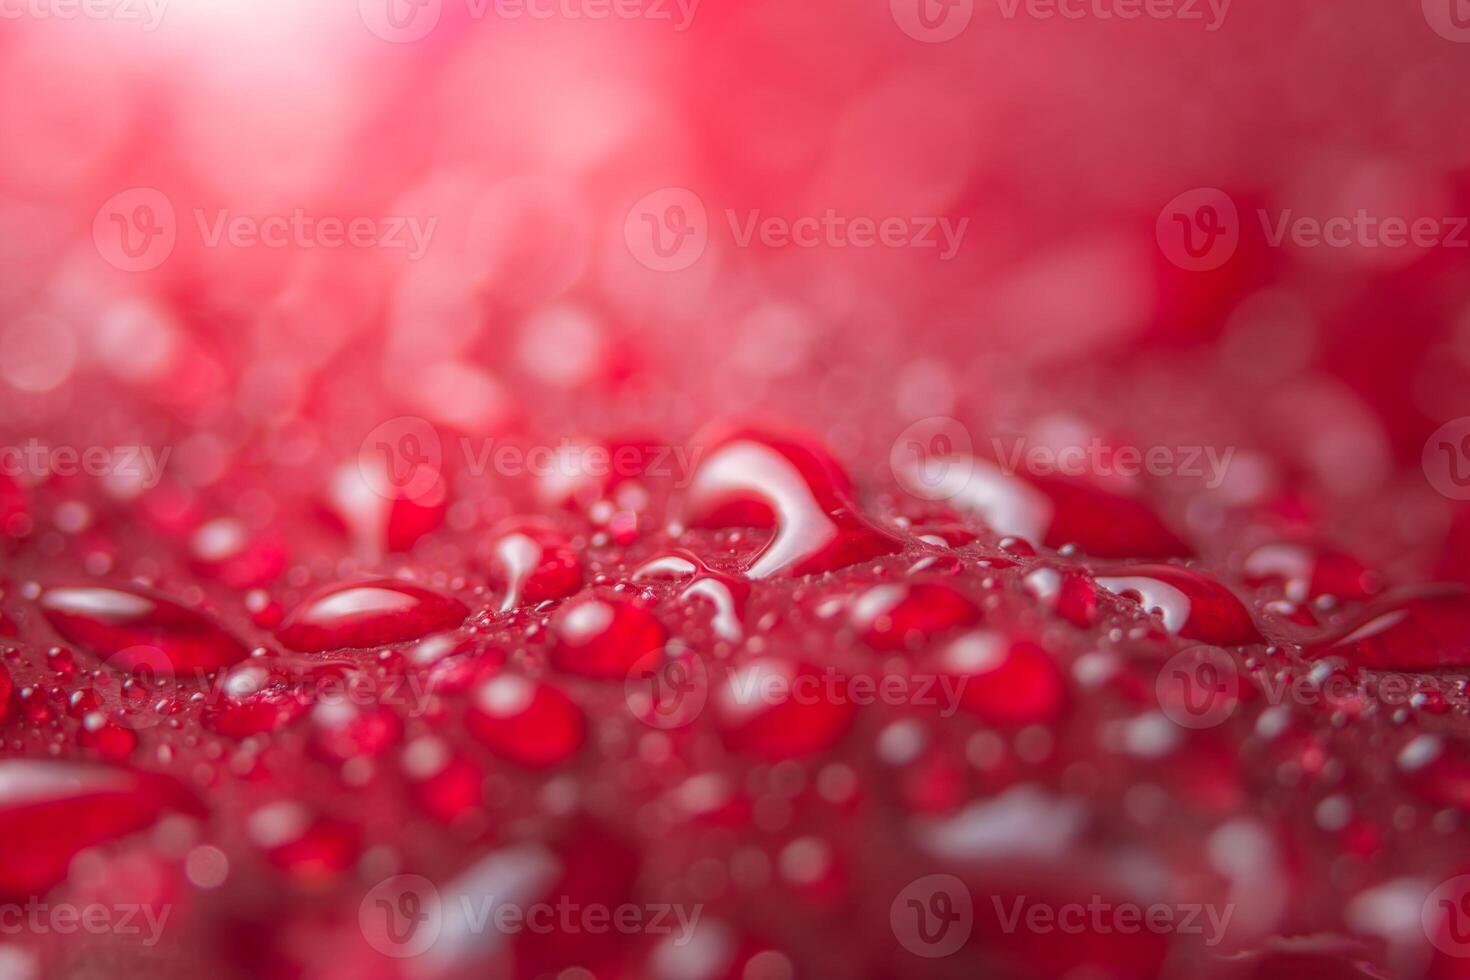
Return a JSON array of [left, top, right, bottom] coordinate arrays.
[[549, 593, 666, 679], [276, 579, 468, 652], [1242, 543, 1379, 603], [248, 801, 360, 883], [465, 675, 586, 768], [1398, 734, 1470, 809], [1096, 565, 1260, 645], [686, 429, 901, 578], [938, 631, 1068, 726], [897, 454, 1190, 558], [403, 737, 483, 824], [850, 581, 980, 651], [1306, 586, 1470, 670], [201, 660, 319, 737], [327, 459, 447, 558], [310, 697, 402, 762], [715, 659, 856, 759], [486, 520, 583, 613], [189, 518, 287, 590], [635, 550, 749, 642], [38, 585, 248, 674], [0, 760, 199, 896]]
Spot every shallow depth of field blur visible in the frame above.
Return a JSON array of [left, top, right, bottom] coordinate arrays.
[[7, 1, 1470, 978], [1, 0, 1468, 569]]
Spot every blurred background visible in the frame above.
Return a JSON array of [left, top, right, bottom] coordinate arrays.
[[1, 0, 1469, 579], [5, 2, 1470, 978]]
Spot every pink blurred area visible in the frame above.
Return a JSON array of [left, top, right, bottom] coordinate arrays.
[[1, 0, 1469, 567], [8, 6, 1470, 980]]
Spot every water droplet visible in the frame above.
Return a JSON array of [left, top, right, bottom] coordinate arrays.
[[310, 698, 402, 762], [1306, 586, 1470, 669], [190, 518, 286, 590], [1242, 543, 1379, 603], [715, 659, 856, 759], [0, 760, 198, 896], [1096, 565, 1260, 645], [550, 593, 666, 679], [939, 632, 1068, 726], [1398, 734, 1470, 809], [465, 675, 586, 768], [277, 580, 468, 652], [850, 581, 980, 651], [77, 712, 138, 759], [636, 550, 750, 642], [404, 737, 483, 823], [201, 661, 315, 738], [686, 429, 901, 578], [897, 454, 1190, 558], [486, 520, 582, 613], [38, 585, 248, 674], [249, 801, 360, 882]]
